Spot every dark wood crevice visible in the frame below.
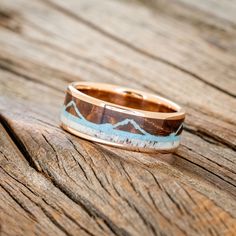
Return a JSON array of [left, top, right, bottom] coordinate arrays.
[[184, 126, 236, 151], [0, 183, 37, 221], [0, 114, 39, 171]]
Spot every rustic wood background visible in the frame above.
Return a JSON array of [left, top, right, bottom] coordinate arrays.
[[0, 0, 236, 235]]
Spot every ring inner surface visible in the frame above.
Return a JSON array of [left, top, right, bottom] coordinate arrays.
[[77, 87, 176, 113]]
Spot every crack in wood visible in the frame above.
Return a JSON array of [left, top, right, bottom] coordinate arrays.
[[60, 209, 97, 236], [185, 126, 236, 151], [175, 153, 236, 193], [0, 181, 37, 221], [46, 175, 132, 236], [183, 144, 236, 176], [0, 114, 39, 170]]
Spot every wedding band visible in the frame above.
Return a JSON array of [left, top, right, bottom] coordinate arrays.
[[60, 82, 185, 153]]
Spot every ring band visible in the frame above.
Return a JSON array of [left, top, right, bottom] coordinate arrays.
[[60, 82, 185, 153]]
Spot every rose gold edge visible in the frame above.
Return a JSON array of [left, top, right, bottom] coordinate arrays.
[[67, 82, 185, 120], [61, 123, 178, 154]]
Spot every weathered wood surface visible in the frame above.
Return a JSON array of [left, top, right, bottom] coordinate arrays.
[[0, 0, 236, 235]]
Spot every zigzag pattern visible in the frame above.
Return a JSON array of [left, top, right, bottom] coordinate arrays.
[[65, 100, 149, 135], [65, 100, 182, 136]]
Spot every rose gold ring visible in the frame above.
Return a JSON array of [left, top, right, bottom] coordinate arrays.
[[60, 82, 185, 153]]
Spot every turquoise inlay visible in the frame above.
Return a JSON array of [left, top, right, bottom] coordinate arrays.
[[61, 101, 182, 143]]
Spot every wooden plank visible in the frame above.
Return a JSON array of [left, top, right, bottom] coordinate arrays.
[[1, 65, 236, 235], [0, 0, 236, 235]]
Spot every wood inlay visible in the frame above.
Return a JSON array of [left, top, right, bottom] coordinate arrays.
[[64, 92, 184, 136]]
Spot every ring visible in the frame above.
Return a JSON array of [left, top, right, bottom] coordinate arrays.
[[60, 82, 185, 153]]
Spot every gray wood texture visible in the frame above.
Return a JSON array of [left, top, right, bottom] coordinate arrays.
[[0, 0, 236, 235]]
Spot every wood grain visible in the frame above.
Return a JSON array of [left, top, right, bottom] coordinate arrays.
[[0, 0, 236, 235]]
